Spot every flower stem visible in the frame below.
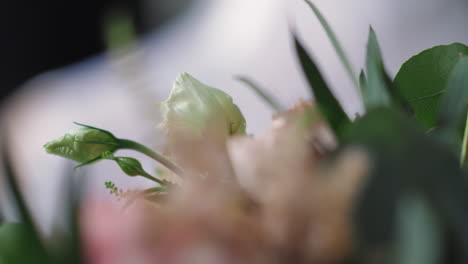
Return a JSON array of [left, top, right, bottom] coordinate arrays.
[[140, 171, 166, 185], [117, 139, 184, 176]]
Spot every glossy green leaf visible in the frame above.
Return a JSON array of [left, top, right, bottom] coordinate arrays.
[[436, 56, 468, 155], [394, 43, 468, 130], [303, 0, 359, 90], [383, 67, 414, 115], [294, 35, 351, 135]]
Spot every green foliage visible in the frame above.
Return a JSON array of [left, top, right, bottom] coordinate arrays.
[[44, 123, 119, 166], [294, 35, 351, 135], [44, 123, 184, 177], [1, 145, 49, 263], [394, 43, 468, 130], [363, 28, 391, 108], [144, 185, 170, 195], [462, 114, 468, 165], [359, 69, 367, 96], [236, 76, 284, 113], [27, 2, 468, 263], [435, 57, 468, 155], [396, 194, 441, 264], [0, 223, 48, 264], [363, 28, 412, 113], [437, 56, 468, 126], [115, 157, 147, 177], [344, 108, 468, 263], [102, 153, 166, 185], [302, 0, 359, 90], [55, 167, 84, 264]]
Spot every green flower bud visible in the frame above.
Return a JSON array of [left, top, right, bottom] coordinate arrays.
[[44, 124, 119, 165], [160, 73, 246, 139], [114, 157, 145, 177], [112, 156, 166, 185]]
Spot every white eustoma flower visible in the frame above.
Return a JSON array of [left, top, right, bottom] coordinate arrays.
[[160, 73, 246, 139]]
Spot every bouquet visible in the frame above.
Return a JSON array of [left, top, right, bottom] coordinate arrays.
[[1, 1, 468, 263]]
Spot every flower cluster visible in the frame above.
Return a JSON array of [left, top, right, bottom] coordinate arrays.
[[2, 1, 468, 264]]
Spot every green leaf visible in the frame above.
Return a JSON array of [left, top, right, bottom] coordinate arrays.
[[73, 122, 115, 136], [462, 113, 468, 165], [0, 223, 48, 263], [362, 29, 412, 113], [293, 35, 351, 135], [363, 27, 391, 108], [359, 69, 367, 95], [345, 108, 468, 262], [394, 43, 468, 130], [435, 56, 468, 154], [1, 143, 49, 263], [50, 165, 85, 264], [302, 0, 359, 91], [397, 194, 441, 264], [236, 76, 284, 113]]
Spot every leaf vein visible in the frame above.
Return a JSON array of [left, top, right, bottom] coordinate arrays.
[[408, 90, 446, 103]]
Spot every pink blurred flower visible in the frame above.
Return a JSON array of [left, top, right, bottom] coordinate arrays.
[[80, 198, 151, 264]]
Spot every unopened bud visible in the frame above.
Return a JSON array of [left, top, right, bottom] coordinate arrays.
[[44, 124, 119, 165], [114, 157, 146, 177], [160, 73, 246, 139]]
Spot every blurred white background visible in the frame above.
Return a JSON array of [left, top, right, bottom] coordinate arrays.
[[2, 0, 468, 232]]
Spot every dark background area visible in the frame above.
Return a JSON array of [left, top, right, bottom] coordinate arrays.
[[0, 0, 189, 102]]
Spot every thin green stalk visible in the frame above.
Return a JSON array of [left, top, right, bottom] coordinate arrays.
[[117, 139, 184, 176], [303, 0, 359, 90], [140, 171, 166, 185], [144, 186, 168, 195], [236, 76, 285, 112], [461, 112, 468, 166]]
